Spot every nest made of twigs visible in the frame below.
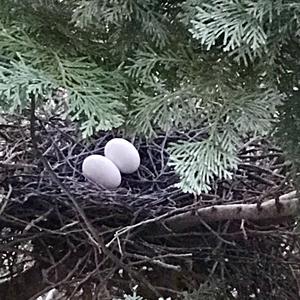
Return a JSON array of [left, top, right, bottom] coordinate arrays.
[[0, 113, 299, 300]]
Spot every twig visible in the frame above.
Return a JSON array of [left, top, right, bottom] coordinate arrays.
[[240, 219, 248, 240], [0, 185, 12, 215]]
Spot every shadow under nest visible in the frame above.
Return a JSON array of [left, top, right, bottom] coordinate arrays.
[[0, 113, 300, 300]]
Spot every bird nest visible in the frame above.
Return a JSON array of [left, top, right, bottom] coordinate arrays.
[[0, 113, 300, 300]]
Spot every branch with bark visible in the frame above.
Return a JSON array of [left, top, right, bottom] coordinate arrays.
[[165, 191, 300, 231]]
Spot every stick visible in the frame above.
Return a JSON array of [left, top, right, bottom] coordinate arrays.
[[165, 191, 299, 231]]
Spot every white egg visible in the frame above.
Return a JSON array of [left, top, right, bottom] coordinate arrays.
[[104, 138, 140, 174], [82, 154, 121, 189]]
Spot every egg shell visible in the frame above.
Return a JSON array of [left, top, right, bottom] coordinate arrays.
[[104, 138, 140, 174], [82, 154, 121, 189]]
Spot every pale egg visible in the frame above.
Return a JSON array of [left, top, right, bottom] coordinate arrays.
[[104, 138, 140, 174], [82, 154, 121, 189]]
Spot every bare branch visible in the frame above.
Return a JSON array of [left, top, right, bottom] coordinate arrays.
[[166, 191, 299, 230]]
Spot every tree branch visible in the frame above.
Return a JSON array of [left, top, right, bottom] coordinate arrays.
[[165, 191, 299, 231]]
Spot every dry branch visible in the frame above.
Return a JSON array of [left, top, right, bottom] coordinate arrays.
[[166, 191, 300, 231]]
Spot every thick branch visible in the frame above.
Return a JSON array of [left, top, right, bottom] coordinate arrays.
[[165, 191, 299, 231]]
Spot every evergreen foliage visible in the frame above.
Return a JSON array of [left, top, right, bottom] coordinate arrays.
[[0, 0, 299, 193]]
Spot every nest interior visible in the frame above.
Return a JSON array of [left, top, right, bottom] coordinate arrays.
[[0, 113, 300, 300]]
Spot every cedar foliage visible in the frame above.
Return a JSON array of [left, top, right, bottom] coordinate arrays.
[[0, 1, 300, 299], [0, 0, 299, 193]]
